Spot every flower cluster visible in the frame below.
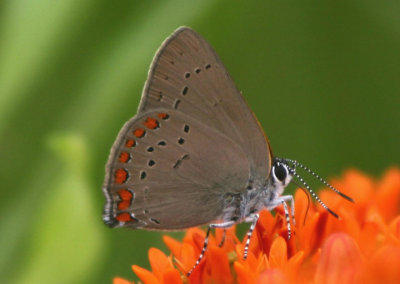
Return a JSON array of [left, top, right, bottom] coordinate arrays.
[[113, 168, 400, 284]]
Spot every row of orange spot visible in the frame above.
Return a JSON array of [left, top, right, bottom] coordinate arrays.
[[113, 113, 169, 223]]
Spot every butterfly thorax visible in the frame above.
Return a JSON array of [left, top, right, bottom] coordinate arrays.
[[220, 159, 294, 224]]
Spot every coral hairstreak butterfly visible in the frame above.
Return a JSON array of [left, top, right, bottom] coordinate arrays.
[[102, 27, 353, 275]]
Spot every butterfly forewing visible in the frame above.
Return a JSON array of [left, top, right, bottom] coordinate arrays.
[[103, 110, 250, 229], [138, 27, 272, 184]]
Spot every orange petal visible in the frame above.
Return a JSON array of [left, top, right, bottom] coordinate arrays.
[[184, 228, 207, 251], [314, 233, 362, 284], [255, 254, 269, 274], [321, 205, 360, 244], [256, 269, 289, 284], [285, 250, 305, 279], [363, 245, 400, 284], [388, 215, 400, 241], [300, 211, 328, 256], [338, 208, 360, 239], [180, 243, 196, 271], [163, 235, 182, 258], [365, 205, 387, 233], [207, 246, 233, 284], [294, 189, 310, 231], [375, 168, 400, 222], [358, 221, 382, 257], [162, 268, 183, 284], [235, 243, 245, 261], [234, 261, 256, 284], [269, 236, 287, 268], [132, 265, 160, 284], [190, 230, 209, 255], [340, 169, 374, 204], [254, 209, 288, 258], [148, 248, 172, 280], [113, 277, 134, 284], [257, 209, 276, 237]]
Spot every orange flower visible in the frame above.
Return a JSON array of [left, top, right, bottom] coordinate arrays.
[[113, 167, 400, 284]]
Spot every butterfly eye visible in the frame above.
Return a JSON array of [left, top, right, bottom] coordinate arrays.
[[274, 164, 288, 182]]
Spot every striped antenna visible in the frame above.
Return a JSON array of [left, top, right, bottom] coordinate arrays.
[[285, 159, 354, 203], [291, 169, 339, 218]]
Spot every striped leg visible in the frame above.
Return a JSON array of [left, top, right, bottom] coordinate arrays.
[[243, 213, 259, 259], [187, 221, 235, 276], [267, 195, 295, 238], [280, 195, 296, 226], [281, 200, 291, 239]]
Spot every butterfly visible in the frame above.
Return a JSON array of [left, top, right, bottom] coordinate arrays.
[[102, 27, 353, 275]]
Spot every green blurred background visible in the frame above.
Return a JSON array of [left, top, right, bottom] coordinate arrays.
[[1, 1, 399, 283]]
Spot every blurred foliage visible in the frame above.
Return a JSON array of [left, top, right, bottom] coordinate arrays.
[[0, 0, 399, 283]]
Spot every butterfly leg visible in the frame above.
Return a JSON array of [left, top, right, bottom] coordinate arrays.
[[275, 195, 295, 239], [281, 200, 291, 239], [187, 221, 235, 276], [279, 195, 296, 226], [218, 229, 226, 248], [265, 195, 295, 239], [243, 213, 260, 259]]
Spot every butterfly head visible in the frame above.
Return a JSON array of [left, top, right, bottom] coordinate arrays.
[[270, 158, 295, 196], [269, 157, 354, 218]]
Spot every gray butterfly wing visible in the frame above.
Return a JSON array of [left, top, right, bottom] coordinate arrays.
[[103, 110, 250, 230], [138, 27, 272, 184]]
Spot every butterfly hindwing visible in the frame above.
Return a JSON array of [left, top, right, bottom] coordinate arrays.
[[103, 109, 250, 229]]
